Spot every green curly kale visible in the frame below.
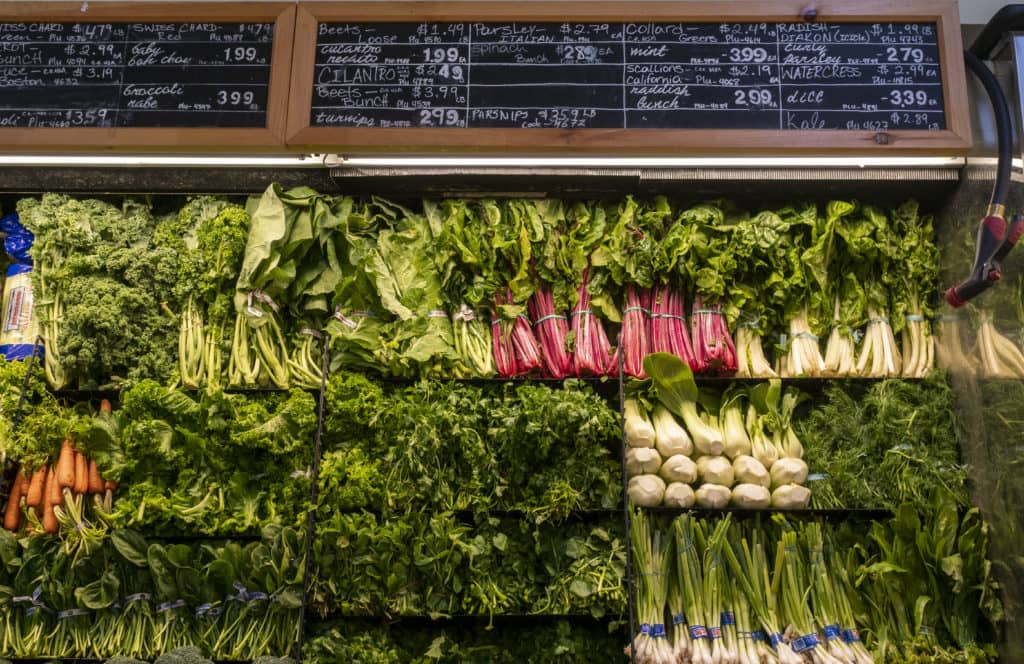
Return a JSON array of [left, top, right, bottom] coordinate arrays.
[[17, 194, 178, 388]]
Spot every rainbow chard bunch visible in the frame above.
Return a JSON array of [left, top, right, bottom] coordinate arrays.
[[591, 196, 670, 378], [660, 202, 739, 376], [532, 199, 619, 377]]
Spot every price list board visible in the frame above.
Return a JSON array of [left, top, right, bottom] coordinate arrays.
[[0, 2, 295, 150], [287, 1, 970, 155]]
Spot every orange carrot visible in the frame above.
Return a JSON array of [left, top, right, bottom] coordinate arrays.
[[104, 479, 118, 492], [42, 469, 58, 534], [56, 439, 75, 488], [18, 470, 29, 496], [25, 467, 46, 508], [48, 467, 63, 508], [73, 451, 88, 495], [99, 399, 112, 414], [87, 459, 104, 494], [4, 471, 24, 531]]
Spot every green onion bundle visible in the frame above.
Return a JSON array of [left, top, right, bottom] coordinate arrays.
[[630, 509, 674, 663]]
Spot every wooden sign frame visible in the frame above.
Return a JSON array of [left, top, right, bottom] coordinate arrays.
[[286, 0, 970, 155], [0, 2, 295, 152]]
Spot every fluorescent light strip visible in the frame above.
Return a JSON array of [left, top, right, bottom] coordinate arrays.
[[0, 154, 964, 168], [337, 156, 964, 168], [0, 154, 322, 167]]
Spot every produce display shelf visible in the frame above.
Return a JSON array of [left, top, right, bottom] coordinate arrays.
[[40, 375, 925, 404], [6, 659, 255, 664], [334, 507, 621, 520], [640, 506, 894, 521], [141, 532, 265, 542], [320, 612, 623, 625], [50, 386, 321, 400]]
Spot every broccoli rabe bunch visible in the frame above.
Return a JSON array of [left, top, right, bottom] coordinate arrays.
[[152, 197, 250, 389]]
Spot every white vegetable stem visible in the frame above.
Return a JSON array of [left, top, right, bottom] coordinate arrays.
[[653, 405, 693, 458], [781, 306, 825, 377], [697, 456, 735, 487], [935, 315, 973, 373], [626, 448, 662, 477], [659, 455, 697, 484], [976, 314, 1024, 379], [747, 408, 779, 471], [720, 399, 752, 460], [680, 400, 724, 456], [625, 399, 657, 448], [732, 455, 770, 488], [824, 298, 856, 377], [900, 312, 933, 379], [855, 307, 901, 377], [628, 474, 666, 507], [736, 324, 777, 378]]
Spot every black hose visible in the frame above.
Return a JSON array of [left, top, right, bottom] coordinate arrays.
[[964, 50, 1013, 210], [970, 4, 1024, 59]]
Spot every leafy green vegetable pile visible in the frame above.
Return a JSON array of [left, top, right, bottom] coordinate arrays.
[[94, 381, 316, 535], [17, 195, 181, 390], [310, 512, 625, 622], [303, 618, 624, 663], [851, 496, 1002, 663], [312, 374, 627, 623], [12, 190, 942, 388], [0, 526, 303, 660], [797, 375, 968, 513], [321, 372, 621, 518], [0, 363, 315, 537]]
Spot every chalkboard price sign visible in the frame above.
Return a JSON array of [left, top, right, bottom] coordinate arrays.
[[287, 2, 970, 155], [0, 22, 273, 128], [308, 20, 946, 132], [0, 3, 295, 151]]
